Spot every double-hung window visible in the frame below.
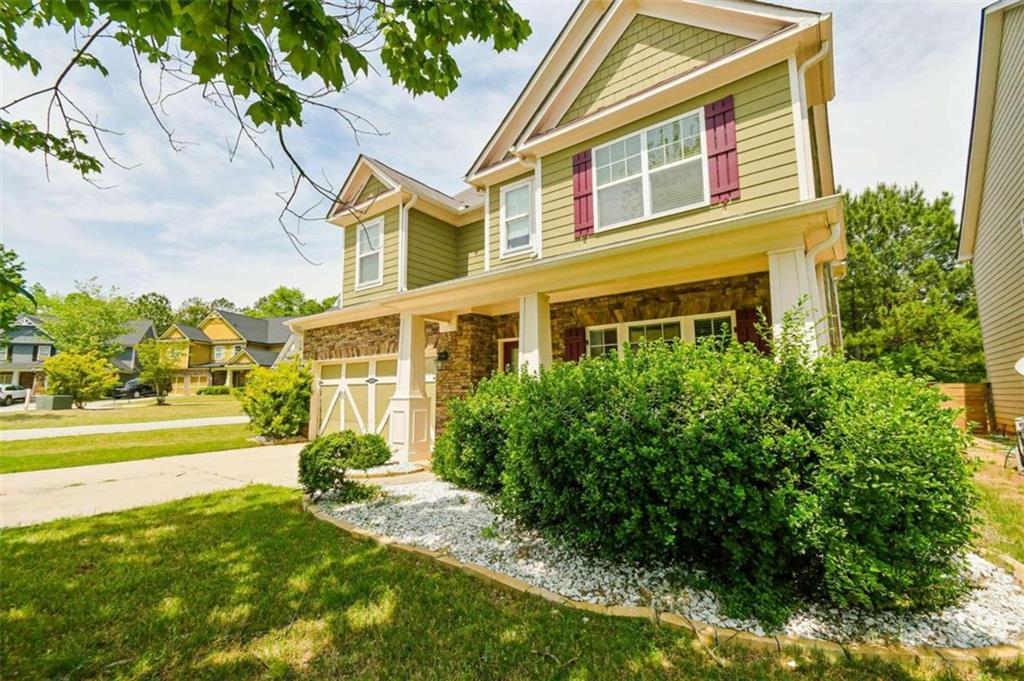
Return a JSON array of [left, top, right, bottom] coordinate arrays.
[[501, 180, 533, 255], [693, 315, 733, 348], [35, 345, 51, 360], [214, 346, 225, 361], [355, 218, 384, 288], [587, 312, 735, 357], [593, 109, 707, 231]]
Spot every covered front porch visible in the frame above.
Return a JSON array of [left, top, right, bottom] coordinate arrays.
[[295, 196, 846, 463]]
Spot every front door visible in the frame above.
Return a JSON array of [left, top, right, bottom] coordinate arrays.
[[501, 341, 519, 373]]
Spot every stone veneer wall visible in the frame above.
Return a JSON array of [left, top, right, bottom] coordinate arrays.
[[301, 272, 771, 436]]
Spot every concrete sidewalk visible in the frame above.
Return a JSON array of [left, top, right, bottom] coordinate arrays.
[[1, 415, 250, 441], [0, 443, 301, 527]]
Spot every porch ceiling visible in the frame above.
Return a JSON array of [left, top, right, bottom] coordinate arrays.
[[292, 195, 844, 331]]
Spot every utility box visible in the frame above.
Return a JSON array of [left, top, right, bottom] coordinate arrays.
[[36, 395, 73, 410]]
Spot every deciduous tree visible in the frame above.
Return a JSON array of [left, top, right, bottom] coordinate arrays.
[[40, 280, 132, 357], [136, 338, 186, 405], [42, 351, 119, 408], [131, 292, 174, 336]]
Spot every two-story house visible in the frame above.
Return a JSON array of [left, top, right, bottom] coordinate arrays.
[[0, 314, 56, 392], [110, 320, 157, 379], [159, 309, 295, 394], [289, 0, 847, 462]]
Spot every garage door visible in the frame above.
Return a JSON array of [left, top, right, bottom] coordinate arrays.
[[316, 357, 436, 440]]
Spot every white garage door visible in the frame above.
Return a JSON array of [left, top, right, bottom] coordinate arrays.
[[316, 356, 436, 440]]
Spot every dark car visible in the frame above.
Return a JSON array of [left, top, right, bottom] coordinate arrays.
[[112, 378, 157, 399]]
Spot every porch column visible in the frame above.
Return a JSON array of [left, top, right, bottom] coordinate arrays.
[[518, 292, 552, 373], [226, 369, 234, 388], [767, 247, 820, 354], [11, 371, 19, 386], [389, 313, 431, 462]]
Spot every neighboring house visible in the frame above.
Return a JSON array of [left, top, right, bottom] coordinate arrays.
[[111, 320, 156, 378], [289, 0, 847, 461], [159, 310, 294, 395], [959, 0, 1024, 432], [0, 314, 55, 393]]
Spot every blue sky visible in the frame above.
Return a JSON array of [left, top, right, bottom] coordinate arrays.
[[1, 1, 987, 308]]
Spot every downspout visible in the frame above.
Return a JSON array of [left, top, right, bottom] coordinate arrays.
[[399, 194, 418, 292], [805, 222, 842, 350], [797, 40, 830, 199]]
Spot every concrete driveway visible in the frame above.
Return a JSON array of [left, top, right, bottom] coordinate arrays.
[[0, 444, 302, 528]]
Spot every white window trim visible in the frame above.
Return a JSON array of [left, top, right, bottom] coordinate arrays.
[[354, 217, 385, 291], [496, 337, 519, 373], [585, 311, 737, 358], [592, 107, 711, 234], [214, 346, 226, 361], [499, 178, 536, 258], [36, 345, 51, 359]]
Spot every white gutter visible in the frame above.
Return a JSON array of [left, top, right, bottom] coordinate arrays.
[[796, 39, 830, 200], [805, 221, 842, 347], [398, 194, 418, 292]]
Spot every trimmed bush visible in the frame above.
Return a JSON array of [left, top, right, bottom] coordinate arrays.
[[238, 360, 312, 439], [197, 386, 231, 396], [439, 325, 976, 624], [432, 371, 519, 493], [298, 431, 392, 499]]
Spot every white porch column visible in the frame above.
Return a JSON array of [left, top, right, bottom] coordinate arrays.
[[226, 369, 234, 388], [389, 313, 431, 462], [767, 247, 820, 353], [518, 292, 552, 373]]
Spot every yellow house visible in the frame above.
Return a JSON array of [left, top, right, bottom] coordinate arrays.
[[160, 310, 295, 395], [289, 0, 847, 461], [959, 0, 1024, 433]]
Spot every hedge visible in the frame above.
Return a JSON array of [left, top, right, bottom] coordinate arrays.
[[435, 323, 976, 624]]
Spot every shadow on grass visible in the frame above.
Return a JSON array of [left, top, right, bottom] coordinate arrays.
[[2, 485, 1018, 680]]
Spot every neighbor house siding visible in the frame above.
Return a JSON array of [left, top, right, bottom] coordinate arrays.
[[974, 5, 1024, 430], [343, 207, 401, 307], [203, 318, 241, 341], [455, 219, 486, 277], [560, 15, 751, 125], [541, 61, 799, 258], [356, 175, 390, 204], [407, 209, 458, 289]]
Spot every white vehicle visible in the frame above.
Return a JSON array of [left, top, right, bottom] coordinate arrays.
[[0, 384, 29, 405]]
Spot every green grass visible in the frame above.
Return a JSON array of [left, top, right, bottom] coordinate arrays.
[[0, 424, 258, 473], [0, 395, 243, 431], [973, 438, 1024, 564], [1, 486, 1018, 680]]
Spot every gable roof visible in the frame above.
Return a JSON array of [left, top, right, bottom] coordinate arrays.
[[212, 310, 295, 345], [959, 0, 1024, 260], [465, 0, 829, 184], [114, 320, 155, 347], [167, 323, 211, 342]]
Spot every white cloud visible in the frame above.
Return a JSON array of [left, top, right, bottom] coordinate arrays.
[[0, 1, 986, 305]]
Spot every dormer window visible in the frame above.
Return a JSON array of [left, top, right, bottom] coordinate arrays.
[[593, 109, 708, 231], [355, 218, 384, 289], [500, 180, 534, 256]]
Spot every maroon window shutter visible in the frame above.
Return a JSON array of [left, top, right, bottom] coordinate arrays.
[[735, 308, 768, 354], [572, 150, 594, 238], [704, 96, 740, 205], [563, 326, 587, 361]]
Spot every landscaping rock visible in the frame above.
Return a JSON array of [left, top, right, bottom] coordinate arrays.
[[320, 480, 1024, 649]]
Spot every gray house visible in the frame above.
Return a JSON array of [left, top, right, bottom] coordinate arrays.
[[0, 315, 55, 392], [111, 320, 156, 378]]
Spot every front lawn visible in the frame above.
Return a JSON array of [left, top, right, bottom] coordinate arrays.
[[0, 395, 243, 431], [4, 486, 1011, 681], [0, 424, 257, 474]]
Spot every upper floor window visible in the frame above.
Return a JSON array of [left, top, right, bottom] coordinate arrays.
[[593, 109, 707, 231], [500, 180, 534, 256], [34, 345, 51, 360], [214, 346, 226, 361], [355, 218, 384, 288], [0, 345, 8, 361]]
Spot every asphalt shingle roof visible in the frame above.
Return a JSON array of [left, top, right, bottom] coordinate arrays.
[[173, 324, 211, 342], [114, 320, 155, 347], [215, 310, 294, 345]]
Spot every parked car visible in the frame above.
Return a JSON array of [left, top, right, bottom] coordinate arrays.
[[112, 379, 157, 399], [0, 384, 29, 405]]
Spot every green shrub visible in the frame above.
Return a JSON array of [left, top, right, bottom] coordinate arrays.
[[298, 430, 392, 499], [433, 371, 519, 493], [197, 386, 231, 396], [440, 322, 977, 624], [238, 360, 312, 439], [42, 351, 119, 408]]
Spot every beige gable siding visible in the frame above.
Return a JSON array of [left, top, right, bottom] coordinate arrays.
[[560, 14, 751, 126], [356, 175, 390, 204], [488, 172, 538, 269], [541, 62, 799, 259], [455, 219, 486, 277], [974, 5, 1024, 430], [407, 209, 458, 289], [342, 207, 400, 307]]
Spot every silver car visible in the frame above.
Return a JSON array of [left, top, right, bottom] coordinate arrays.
[[0, 384, 29, 405]]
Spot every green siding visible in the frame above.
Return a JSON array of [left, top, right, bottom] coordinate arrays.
[[561, 15, 751, 125], [356, 175, 390, 204], [541, 62, 799, 258], [342, 207, 400, 307], [488, 172, 537, 270], [407, 209, 458, 289], [455, 219, 485, 277]]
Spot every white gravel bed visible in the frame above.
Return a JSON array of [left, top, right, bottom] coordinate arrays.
[[346, 461, 424, 478], [320, 480, 1024, 649]]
